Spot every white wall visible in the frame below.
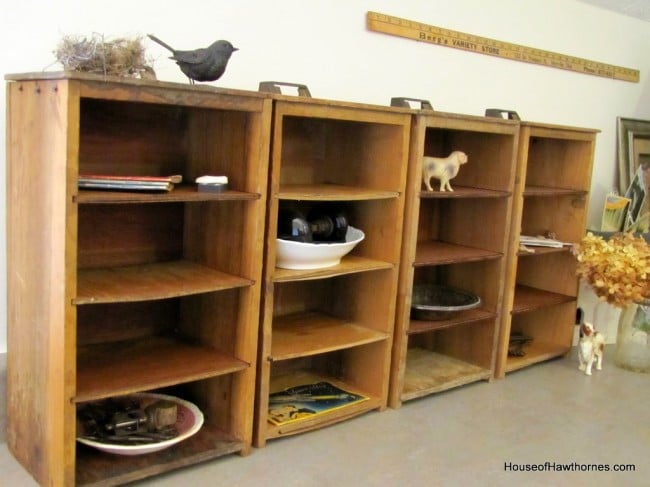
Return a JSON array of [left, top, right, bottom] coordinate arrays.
[[1, 0, 649, 352]]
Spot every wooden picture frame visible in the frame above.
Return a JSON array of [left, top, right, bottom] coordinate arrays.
[[617, 117, 650, 194]]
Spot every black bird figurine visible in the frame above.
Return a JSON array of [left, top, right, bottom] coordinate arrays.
[[148, 34, 238, 84]]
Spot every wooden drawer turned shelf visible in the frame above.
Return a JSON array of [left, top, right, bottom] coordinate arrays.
[[389, 111, 519, 408], [255, 97, 411, 447], [495, 122, 597, 378], [5, 72, 272, 486]]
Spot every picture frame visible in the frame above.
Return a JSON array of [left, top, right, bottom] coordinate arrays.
[[617, 117, 650, 194], [600, 192, 630, 232], [623, 166, 647, 231]]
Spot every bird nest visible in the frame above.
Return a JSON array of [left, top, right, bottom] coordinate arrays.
[[54, 34, 156, 79]]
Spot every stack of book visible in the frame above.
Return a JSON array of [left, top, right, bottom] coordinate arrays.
[[78, 174, 182, 192], [519, 235, 568, 248]]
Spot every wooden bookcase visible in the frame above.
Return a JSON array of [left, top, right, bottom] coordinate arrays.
[[5, 72, 271, 486], [5, 71, 598, 483], [495, 122, 598, 378], [389, 112, 519, 408], [253, 96, 410, 446]]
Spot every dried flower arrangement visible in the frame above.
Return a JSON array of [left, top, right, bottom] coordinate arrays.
[[573, 232, 650, 307], [54, 34, 156, 79]]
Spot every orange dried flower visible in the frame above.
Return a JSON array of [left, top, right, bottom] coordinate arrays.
[[574, 232, 650, 307]]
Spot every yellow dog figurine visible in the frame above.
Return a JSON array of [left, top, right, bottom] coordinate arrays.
[[422, 151, 468, 191]]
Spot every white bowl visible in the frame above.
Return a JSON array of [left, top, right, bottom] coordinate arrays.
[[276, 226, 365, 270], [76, 392, 204, 455]]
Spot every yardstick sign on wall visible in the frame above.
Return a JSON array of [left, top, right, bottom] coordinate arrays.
[[367, 11, 639, 83]]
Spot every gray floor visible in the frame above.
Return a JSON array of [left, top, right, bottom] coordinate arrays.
[[2, 348, 648, 487]]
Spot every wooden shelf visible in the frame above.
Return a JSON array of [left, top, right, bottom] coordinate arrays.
[[76, 423, 245, 486], [256, 100, 410, 446], [518, 246, 573, 257], [407, 308, 496, 335], [6, 73, 271, 485], [76, 186, 260, 204], [272, 255, 393, 282], [270, 312, 388, 361], [401, 348, 491, 401], [264, 370, 382, 441], [419, 186, 510, 199], [75, 336, 249, 402], [511, 285, 575, 314], [389, 112, 519, 408], [494, 122, 597, 379], [523, 185, 587, 197], [492, 122, 598, 378], [504, 341, 569, 373], [414, 241, 502, 266], [279, 183, 399, 201], [75, 260, 253, 304]]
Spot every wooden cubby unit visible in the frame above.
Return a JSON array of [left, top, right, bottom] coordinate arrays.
[[5, 71, 600, 485], [254, 96, 410, 446], [5, 72, 271, 486], [495, 122, 598, 378], [389, 112, 519, 408]]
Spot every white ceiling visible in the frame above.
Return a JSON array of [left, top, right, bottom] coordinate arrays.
[[578, 0, 650, 22]]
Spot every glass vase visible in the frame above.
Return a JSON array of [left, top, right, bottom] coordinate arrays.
[[614, 299, 650, 373]]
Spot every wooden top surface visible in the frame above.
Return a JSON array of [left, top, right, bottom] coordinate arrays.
[[5, 70, 267, 99], [5, 71, 410, 114], [521, 120, 600, 134], [5, 71, 599, 133]]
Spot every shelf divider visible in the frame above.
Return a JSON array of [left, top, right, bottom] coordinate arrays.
[[76, 186, 260, 204], [75, 260, 253, 304], [505, 341, 569, 372], [523, 185, 588, 197], [272, 255, 393, 282], [419, 186, 510, 199], [407, 308, 496, 335], [75, 336, 249, 403], [76, 424, 245, 486], [517, 246, 572, 257], [270, 312, 388, 361], [279, 183, 398, 201], [414, 241, 502, 266], [511, 285, 575, 314], [401, 348, 491, 401]]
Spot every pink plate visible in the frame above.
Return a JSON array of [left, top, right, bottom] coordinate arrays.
[[77, 392, 204, 455]]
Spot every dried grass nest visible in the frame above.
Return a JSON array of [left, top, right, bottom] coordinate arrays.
[[54, 34, 156, 79]]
